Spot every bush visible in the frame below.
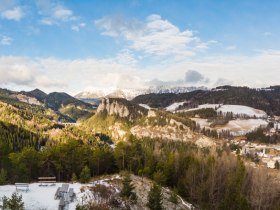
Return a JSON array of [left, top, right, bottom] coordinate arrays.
[[79, 166, 91, 183], [2, 192, 24, 210]]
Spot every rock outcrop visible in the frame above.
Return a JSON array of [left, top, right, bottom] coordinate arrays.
[[97, 98, 130, 117]]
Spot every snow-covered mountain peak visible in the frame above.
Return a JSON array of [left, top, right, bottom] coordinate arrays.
[[75, 86, 207, 100]]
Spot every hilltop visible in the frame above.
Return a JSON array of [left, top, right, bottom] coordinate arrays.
[[132, 86, 280, 115]]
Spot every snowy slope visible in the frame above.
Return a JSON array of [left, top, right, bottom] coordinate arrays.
[[139, 104, 151, 110], [223, 119, 268, 135], [166, 101, 187, 112], [191, 118, 268, 136], [217, 105, 267, 118], [179, 104, 267, 118], [178, 104, 221, 112]]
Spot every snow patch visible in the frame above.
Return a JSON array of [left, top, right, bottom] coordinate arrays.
[[139, 104, 151, 110], [217, 105, 267, 118], [180, 104, 267, 118], [0, 179, 119, 210], [192, 118, 268, 136], [166, 101, 187, 112]]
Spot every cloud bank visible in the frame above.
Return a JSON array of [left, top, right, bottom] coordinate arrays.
[[0, 50, 280, 94]]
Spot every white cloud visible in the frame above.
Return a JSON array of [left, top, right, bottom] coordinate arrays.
[[115, 49, 138, 65], [36, 0, 76, 25], [53, 6, 74, 21], [71, 22, 86, 32], [95, 14, 208, 59], [1, 50, 280, 94], [40, 18, 54, 25], [0, 56, 66, 89], [1, 6, 24, 21], [0, 35, 12, 45]]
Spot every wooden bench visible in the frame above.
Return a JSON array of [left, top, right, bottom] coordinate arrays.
[[38, 177, 56, 186], [15, 183, 29, 192]]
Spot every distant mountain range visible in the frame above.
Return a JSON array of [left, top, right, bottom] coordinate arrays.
[[0, 88, 94, 122], [75, 86, 208, 100]]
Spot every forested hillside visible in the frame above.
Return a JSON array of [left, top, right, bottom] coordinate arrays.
[[133, 86, 280, 115], [0, 88, 94, 122], [0, 87, 280, 209], [1, 136, 279, 209]]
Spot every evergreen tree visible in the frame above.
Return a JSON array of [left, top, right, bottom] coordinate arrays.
[[153, 171, 167, 186], [120, 173, 136, 200], [79, 166, 91, 183], [0, 168, 7, 185], [2, 192, 24, 210], [147, 183, 163, 210], [275, 160, 280, 170], [169, 189, 179, 210]]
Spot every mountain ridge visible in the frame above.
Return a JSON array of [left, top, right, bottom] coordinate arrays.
[[132, 85, 280, 115], [75, 86, 208, 100]]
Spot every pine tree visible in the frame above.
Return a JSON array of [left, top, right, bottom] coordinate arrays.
[[120, 173, 136, 200], [0, 168, 7, 185], [79, 166, 91, 183], [275, 160, 280, 170], [169, 189, 179, 210], [147, 183, 163, 210], [2, 192, 24, 210]]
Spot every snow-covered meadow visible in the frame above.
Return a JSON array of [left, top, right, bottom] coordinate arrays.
[[0, 183, 83, 210], [0, 178, 120, 210], [192, 118, 268, 136], [168, 102, 267, 118], [216, 105, 267, 118]]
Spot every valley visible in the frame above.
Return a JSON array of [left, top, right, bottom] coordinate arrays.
[[2, 1, 280, 209], [0, 86, 280, 210]]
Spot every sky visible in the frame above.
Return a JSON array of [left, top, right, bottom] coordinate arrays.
[[0, 0, 280, 94]]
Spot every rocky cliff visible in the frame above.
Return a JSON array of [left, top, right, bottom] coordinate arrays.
[[96, 98, 147, 121]]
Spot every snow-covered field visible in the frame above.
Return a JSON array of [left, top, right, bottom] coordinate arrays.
[[192, 118, 268, 136], [0, 183, 83, 210], [177, 103, 267, 118], [220, 119, 268, 135], [166, 101, 187, 112], [0, 178, 119, 210], [217, 105, 267, 118], [180, 104, 221, 112]]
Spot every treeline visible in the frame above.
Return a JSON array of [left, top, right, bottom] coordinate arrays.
[[114, 137, 280, 210], [246, 128, 280, 144], [1, 136, 280, 209], [176, 108, 217, 119], [0, 140, 115, 183]]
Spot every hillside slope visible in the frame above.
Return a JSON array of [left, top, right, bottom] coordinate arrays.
[[84, 98, 214, 147], [133, 86, 280, 115]]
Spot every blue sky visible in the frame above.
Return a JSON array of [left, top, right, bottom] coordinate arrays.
[[0, 0, 280, 94]]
